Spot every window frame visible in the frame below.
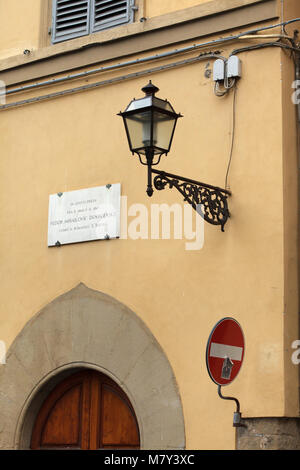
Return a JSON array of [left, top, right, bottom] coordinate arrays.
[[51, 0, 136, 44]]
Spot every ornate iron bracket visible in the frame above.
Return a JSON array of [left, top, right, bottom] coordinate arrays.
[[152, 169, 231, 231]]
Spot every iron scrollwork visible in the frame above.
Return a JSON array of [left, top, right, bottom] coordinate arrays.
[[152, 170, 231, 231]]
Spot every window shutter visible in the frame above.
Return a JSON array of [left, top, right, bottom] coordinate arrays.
[[52, 0, 91, 43], [91, 0, 134, 33]]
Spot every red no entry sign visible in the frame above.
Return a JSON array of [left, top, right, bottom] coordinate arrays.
[[206, 317, 245, 386]]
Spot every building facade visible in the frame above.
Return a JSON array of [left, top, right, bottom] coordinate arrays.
[[0, 0, 300, 450]]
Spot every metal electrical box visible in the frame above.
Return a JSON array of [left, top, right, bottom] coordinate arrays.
[[227, 56, 242, 78], [213, 59, 225, 81]]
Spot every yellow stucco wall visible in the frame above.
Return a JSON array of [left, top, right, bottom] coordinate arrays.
[[0, 0, 43, 59], [280, 0, 300, 418], [0, 0, 299, 451], [146, 0, 209, 17], [0, 0, 211, 59]]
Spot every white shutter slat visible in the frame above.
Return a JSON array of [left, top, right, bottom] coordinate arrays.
[[52, 0, 91, 43], [92, 0, 134, 32]]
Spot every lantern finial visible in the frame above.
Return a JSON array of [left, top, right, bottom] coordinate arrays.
[[142, 81, 159, 96]]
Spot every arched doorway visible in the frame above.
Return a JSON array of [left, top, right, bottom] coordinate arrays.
[[0, 284, 185, 450], [30, 370, 140, 450]]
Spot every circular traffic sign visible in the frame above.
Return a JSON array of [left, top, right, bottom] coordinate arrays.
[[206, 317, 245, 386]]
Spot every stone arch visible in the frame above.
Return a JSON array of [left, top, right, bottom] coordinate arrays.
[[0, 284, 185, 450]]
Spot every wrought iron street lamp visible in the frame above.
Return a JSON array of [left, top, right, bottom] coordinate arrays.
[[118, 81, 231, 231]]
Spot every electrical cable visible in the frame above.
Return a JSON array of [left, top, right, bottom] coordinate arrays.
[[221, 39, 300, 189], [0, 53, 225, 111], [1, 25, 300, 111], [2, 40, 298, 109], [230, 40, 300, 57], [214, 75, 235, 97], [224, 76, 236, 90], [4, 18, 300, 97], [214, 81, 227, 97], [225, 83, 237, 191]]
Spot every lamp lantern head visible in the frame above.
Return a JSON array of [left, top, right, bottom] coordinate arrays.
[[119, 80, 182, 162]]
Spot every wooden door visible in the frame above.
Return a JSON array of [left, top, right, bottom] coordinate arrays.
[[30, 370, 140, 450]]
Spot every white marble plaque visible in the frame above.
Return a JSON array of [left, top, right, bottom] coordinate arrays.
[[48, 184, 121, 246]]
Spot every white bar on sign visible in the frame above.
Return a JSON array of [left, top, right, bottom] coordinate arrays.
[[210, 342, 243, 361]]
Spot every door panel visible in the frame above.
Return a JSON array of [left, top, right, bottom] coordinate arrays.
[[31, 370, 140, 450], [41, 384, 82, 448], [101, 385, 140, 448]]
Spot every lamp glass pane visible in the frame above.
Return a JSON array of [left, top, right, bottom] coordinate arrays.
[[125, 96, 152, 112], [152, 97, 175, 113], [153, 111, 177, 152], [124, 110, 152, 153]]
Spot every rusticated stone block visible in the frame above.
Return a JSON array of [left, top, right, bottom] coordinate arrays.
[[236, 417, 300, 450]]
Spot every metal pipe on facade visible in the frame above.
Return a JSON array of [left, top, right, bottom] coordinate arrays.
[[5, 51, 227, 96], [4, 18, 300, 97], [238, 34, 294, 39], [2, 37, 300, 112], [230, 41, 300, 56], [0, 54, 223, 111]]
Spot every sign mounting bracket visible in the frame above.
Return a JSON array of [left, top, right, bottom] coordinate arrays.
[[218, 385, 244, 427]]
